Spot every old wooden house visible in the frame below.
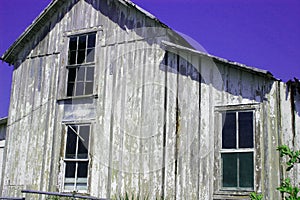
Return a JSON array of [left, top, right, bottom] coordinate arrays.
[[1, 0, 299, 199]]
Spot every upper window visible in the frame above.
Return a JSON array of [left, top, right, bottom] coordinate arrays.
[[64, 124, 90, 192], [221, 111, 254, 190], [66, 33, 96, 97]]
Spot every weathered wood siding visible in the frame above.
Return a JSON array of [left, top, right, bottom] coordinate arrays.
[[1, 0, 169, 198], [280, 82, 300, 190], [1, 0, 299, 199]]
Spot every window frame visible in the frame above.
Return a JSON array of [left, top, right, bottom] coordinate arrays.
[[214, 104, 261, 197], [62, 123, 92, 193], [65, 32, 97, 98]]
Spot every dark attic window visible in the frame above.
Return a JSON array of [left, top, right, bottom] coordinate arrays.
[[67, 33, 96, 97]]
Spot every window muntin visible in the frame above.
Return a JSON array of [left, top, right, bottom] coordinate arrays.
[[67, 33, 96, 97], [221, 111, 254, 190], [64, 124, 90, 191]]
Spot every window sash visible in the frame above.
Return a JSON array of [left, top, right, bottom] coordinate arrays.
[[221, 152, 254, 190], [222, 111, 254, 150], [220, 148, 254, 153], [68, 33, 96, 66], [66, 65, 95, 97]]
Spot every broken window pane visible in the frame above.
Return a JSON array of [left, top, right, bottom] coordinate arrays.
[[88, 34, 96, 48], [78, 126, 89, 158], [78, 140, 88, 159], [67, 83, 75, 97], [78, 35, 86, 50], [77, 49, 86, 64], [68, 68, 76, 82], [222, 112, 236, 149], [66, 126, 77, 158], [69, 37, 77, 51], [69, 50, 77, 65]]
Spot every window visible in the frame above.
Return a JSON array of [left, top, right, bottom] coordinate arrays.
[[67, 33, 96, 97], [64, 124, 90, 191], [221, 111, 254, 190]]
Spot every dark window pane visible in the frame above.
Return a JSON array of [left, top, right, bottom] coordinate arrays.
[[76, 82, 84, 96], [67, 83, 75, 96], [77, 161, 88, 178], [69, 50, 77, 65], [66, 126, 78, 158], [86, 48, 95, 63], [86, 67, 94, 81], [78, 126, 90, 158], [69, 37, 77, 51], [222, 112, 236, 149], [239, 112, 254, 148], [65, 162, 76, 178], [222, 153, 237, 187], [239, 152, 254, 188], [88, 34, 96, 48], [85, 82, 94, 95], [78, 35, 86, 50], [68, 68, 76, 82], [77, 50, 86, 64], [77, 67, 85, 81]]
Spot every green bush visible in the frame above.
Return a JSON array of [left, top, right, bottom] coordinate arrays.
[[250, 145, 300, 200]]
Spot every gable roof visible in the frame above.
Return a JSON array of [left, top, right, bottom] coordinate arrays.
[[0, 0, 170, 65]]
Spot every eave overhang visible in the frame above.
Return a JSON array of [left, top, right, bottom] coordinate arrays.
[[162, 40, 277, 81]]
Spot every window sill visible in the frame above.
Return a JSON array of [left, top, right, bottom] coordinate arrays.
[[213, 190, 254, 200], [57, 94, 98, 102], [60, 191, 94, 199]]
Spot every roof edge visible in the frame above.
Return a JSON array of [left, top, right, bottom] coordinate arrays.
[[1, 0, 62, 65], [1, 0, 170, 65], [0, 117, 8, 126], [162, 40, 277, 80]]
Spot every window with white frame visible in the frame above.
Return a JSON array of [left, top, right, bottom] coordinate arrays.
[[220, 110, 254, 190], [64, 124, 90, 191], [66, 33, 96, 97]]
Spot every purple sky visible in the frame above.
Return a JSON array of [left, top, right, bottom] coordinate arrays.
[[0, 0, 300, 118]]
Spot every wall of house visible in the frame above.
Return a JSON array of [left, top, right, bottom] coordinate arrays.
[[1, 0, 299, 199], [161, 49, 283, 200], [0, 0, 169, 198]]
